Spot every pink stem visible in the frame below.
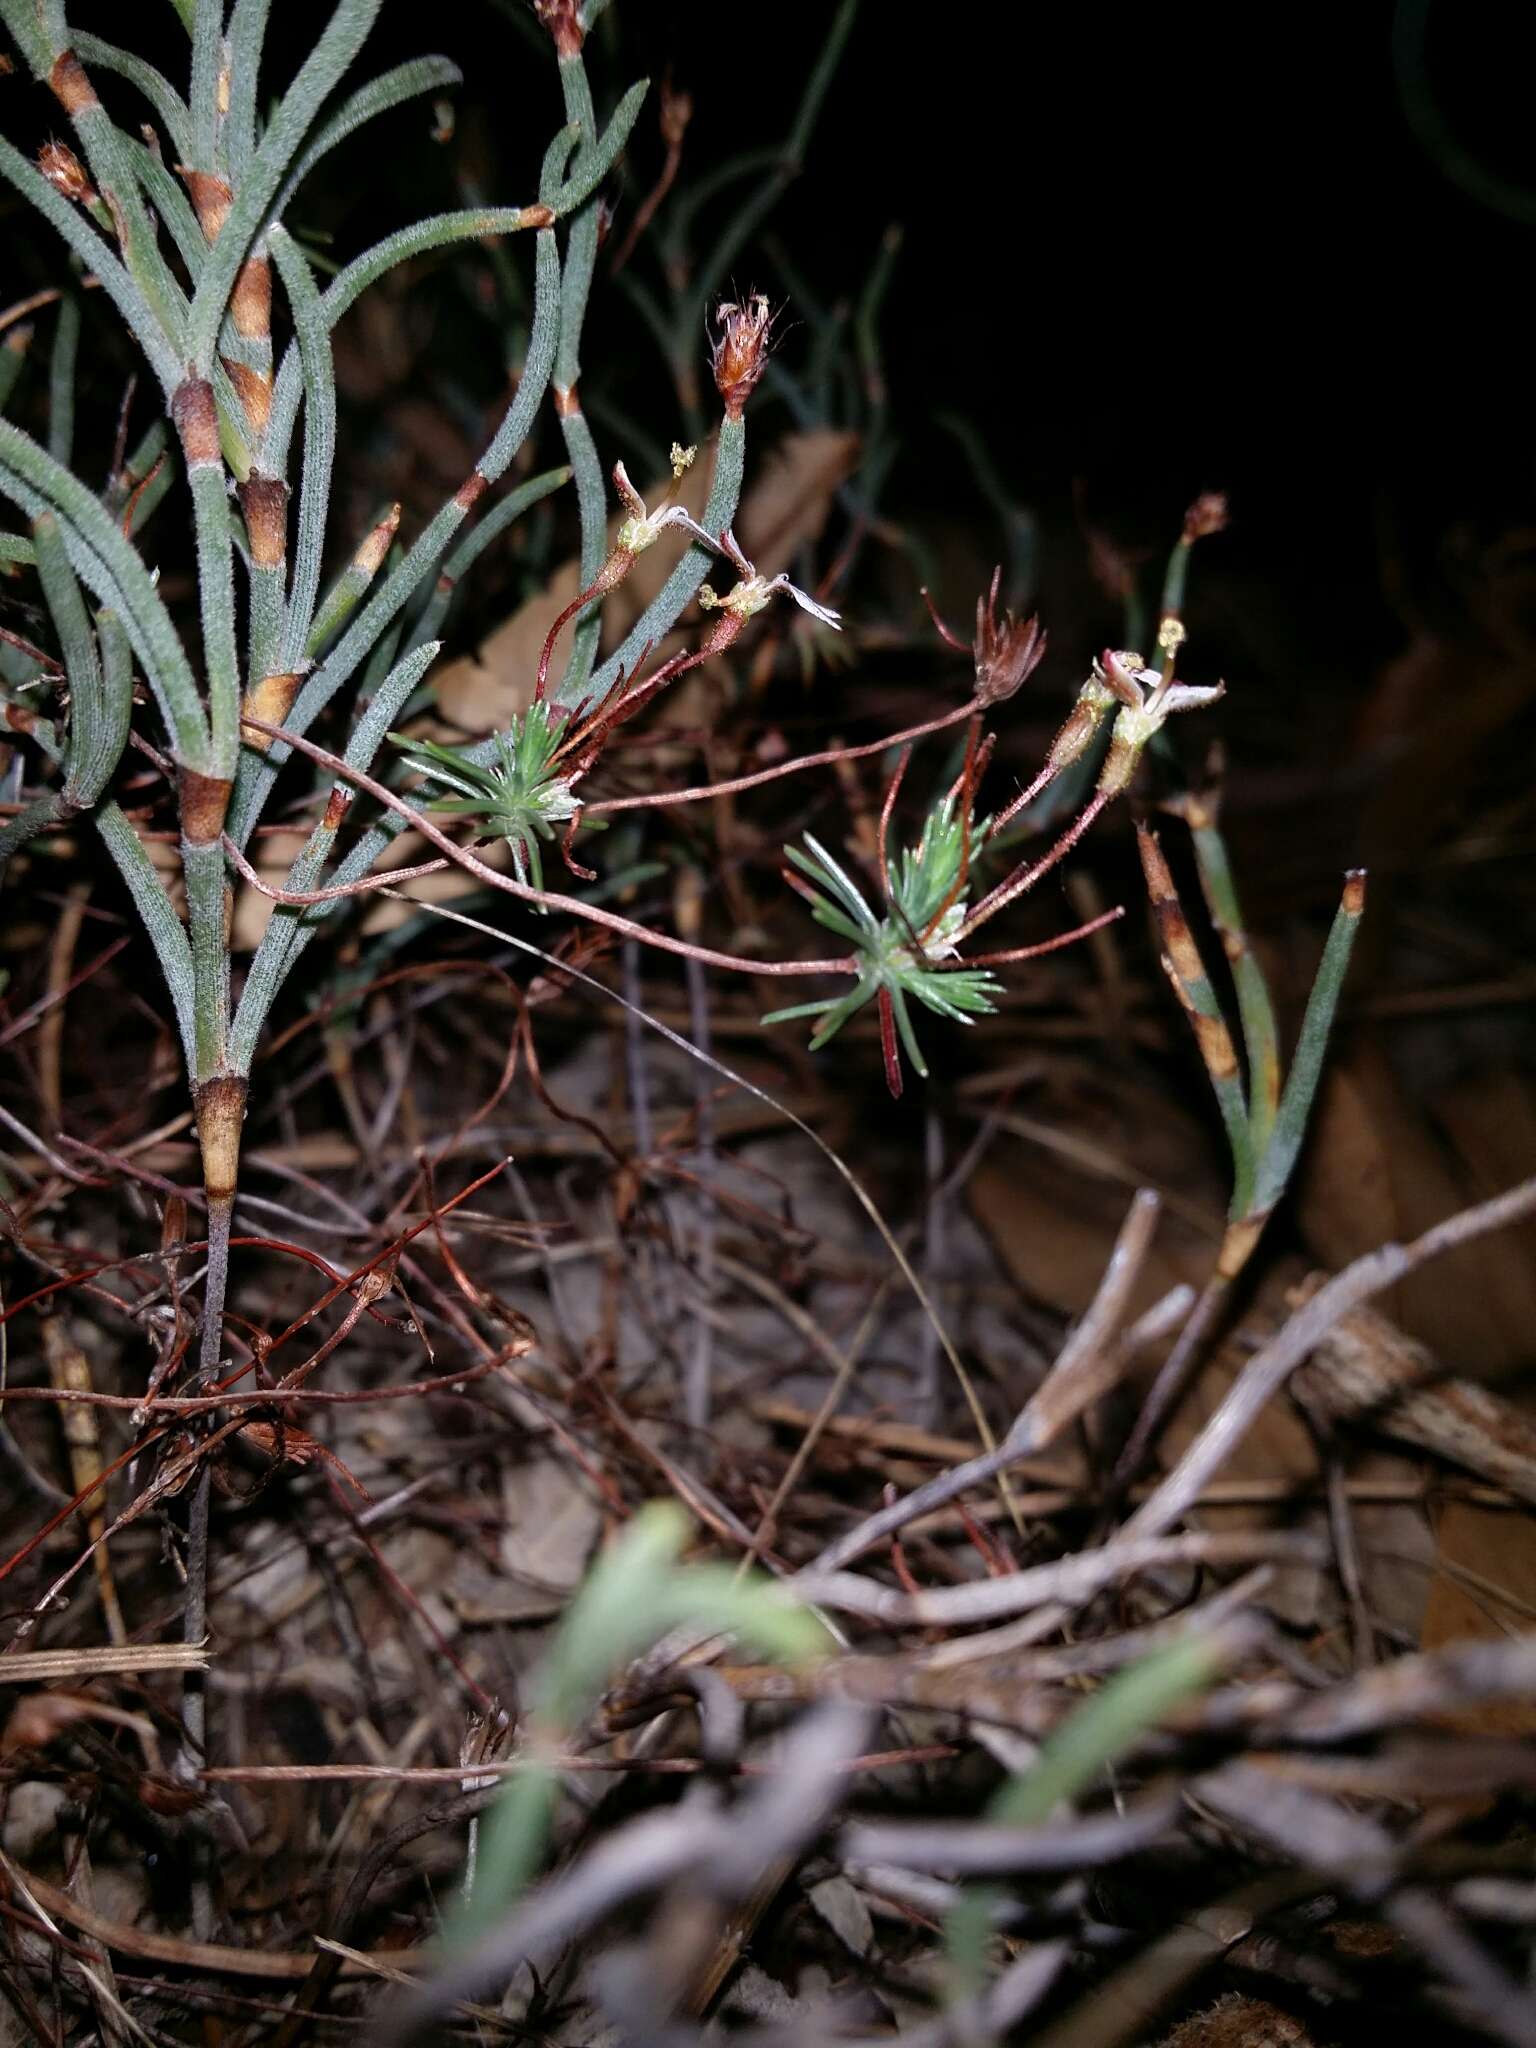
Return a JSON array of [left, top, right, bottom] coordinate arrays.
[[962, 901, 1124, 966], [956, 786, 1115, 942], [584, 701, 978, 815], [235, 715, 858, 981]]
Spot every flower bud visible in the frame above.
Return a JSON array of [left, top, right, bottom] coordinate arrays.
[[1046, 672, 1117, 770]]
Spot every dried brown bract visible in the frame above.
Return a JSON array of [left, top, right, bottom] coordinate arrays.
[[971, 566, 1046, 706], [37, 139, 94, 207]]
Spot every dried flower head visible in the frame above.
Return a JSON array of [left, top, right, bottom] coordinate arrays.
[[37, 139, 95, 207], [971, 567, 1046, 707], [532, 0, 584, 59], [711, 293, 773, 420], [1182, 492, 1229, 544]]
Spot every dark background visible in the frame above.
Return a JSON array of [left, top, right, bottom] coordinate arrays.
[[617, 0, 1536, 587], [21, 1, 1536, 626], [10, 0, 1536, 885]]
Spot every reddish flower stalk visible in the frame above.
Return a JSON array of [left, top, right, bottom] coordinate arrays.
[[877, 988, 903, 1100], [583, 700, 978, 815], [535, 446, 699, 702], [955, 785, 1116, 944], [961, 901, 1124, 967], [235, 714, 859, 981]]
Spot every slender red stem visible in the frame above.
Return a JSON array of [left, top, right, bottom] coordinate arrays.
[[235, 715, 857, 980], [956, 786, 1115, 942], [962, 901, 1124, 966], [987, 757, 1062, 838], [877, 987, 903, 1100], [583, 701, 978, 814]]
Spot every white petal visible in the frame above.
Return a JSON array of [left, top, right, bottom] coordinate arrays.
[[776, 577, 842, 630], [1162, 682, 1225, 713], [657, 507, 722, 547]]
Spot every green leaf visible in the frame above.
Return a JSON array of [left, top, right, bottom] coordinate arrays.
[[186, 0, 383, 374], [269, 227, 337, 668]]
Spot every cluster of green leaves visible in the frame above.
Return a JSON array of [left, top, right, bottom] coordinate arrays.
[[0, 0, 654, 1090], [391, 706, 581, 894], [764, 792, 1000, 1081]]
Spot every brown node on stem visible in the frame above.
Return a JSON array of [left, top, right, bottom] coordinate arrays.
[[1162, 785, 1220, 836], [49, 51, 99, 116], [240, 671, 301, 746], [171, 377, 220, 468], [1136, 824, 1206, 982], [238, 476, 288, 568], [37, 140, 95, 207], [177, 763, 232, 845], [454, 469, 490, 511], [553, 381, 581, 418], [1215, 1213, 1267, 1277], [1342, 868, 1368, 917], [353, 502, 402, 578], [521, 202, 556, 230], [231, 254, 271, 340], [223, 356, 272, 440], [322, 785, 353, 833], [194, 1074, 248, 1204], [176, 166, 233, 243]]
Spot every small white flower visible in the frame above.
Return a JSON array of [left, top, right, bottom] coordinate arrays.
[[685, 525, 842, 630], [1093, 649, 1225, 796], [1098, 649, 1222, 741], [612, 451, 699, 557]]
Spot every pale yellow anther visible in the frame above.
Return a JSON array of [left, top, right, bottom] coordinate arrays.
[[670, 441, 697, 478]]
